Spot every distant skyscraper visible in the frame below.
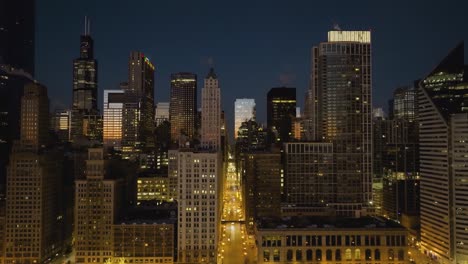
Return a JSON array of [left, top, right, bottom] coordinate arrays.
[[103, 90, 124, 150], [4, 82, 64, 263], [311, 30, 372, 211], [267, 87, 296, 143], [51, 109, 71, 142], [155, 102, 170, 126], [392, 85, 417, 121], [201, 68, 221, 150], [122, 51, 155, 153], [418, 42, 468, 263], [70, 17, 99, 142], [169, 72, 197, 142], [0, 0, 35, 75], [234, 98, 256, 139], [20, 82, 49, 150]]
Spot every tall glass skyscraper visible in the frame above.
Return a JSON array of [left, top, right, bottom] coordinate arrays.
[[234, 98, 256, 139], [266, 87, 296, 143], [169, 73, 197, 143], [418, 42, 468, 263], [306, 30, 372, 215], [201, 68, 221, 150]]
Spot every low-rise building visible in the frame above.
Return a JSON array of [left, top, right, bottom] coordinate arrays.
[[255, 217, 409, 264]]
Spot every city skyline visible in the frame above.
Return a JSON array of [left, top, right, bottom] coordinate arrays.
[[36, 1, 468, 136], [3, 1, 468, 263]]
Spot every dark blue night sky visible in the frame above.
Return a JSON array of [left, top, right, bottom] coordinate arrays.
[[36, 0, 468, 134]]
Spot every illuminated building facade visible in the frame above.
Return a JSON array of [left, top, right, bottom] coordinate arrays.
[[137, 176, 170, 203], [234, 98, 256, 139], [103, 90, 124, 150], [174, 150, 221, 263], [255, 217, 408, 264], [155, 102, 170, 126], [267, 87, 296, 143], [75, 148, 122, 264], [71, 18, 99, 142], [201, 68, 221, 150], [51, 109, 71, 142], [169, 73, 197, 143], [311, 30, 372, 213], [418, 42, 468, 263]]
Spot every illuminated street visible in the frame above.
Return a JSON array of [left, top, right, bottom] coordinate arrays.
[[218, 157, 257, 264]]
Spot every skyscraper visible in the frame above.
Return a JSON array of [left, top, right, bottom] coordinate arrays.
[[311, 30, 372, 211], [266, 87, 296, 143], [172, 149, 221, 263], [122, 51, 155, 154], [75, 148, 122, 264], [20, 82, 49, 149], [418, 42, 468, 263], [51, 109, 71, 142], [169, 73, 197, 143], [0, 0, 35, 75], [4, 82, 63, 263], [201, 68, 221, 150], [103, 89, 124, 150], [234, 98, 256, 139], [70, 17, 99, 142]]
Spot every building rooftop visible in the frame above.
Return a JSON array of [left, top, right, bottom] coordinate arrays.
[[116, 201, 177, 225], [257, 216, 404, 230]]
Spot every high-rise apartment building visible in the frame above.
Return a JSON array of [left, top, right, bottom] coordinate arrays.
[[234, 99, 256, 139], [70, 18, 99, 142], [103, 89, 124, 150], [4, 83, 64, 263], [75, 148, 122, 264], [0, 0, 35, 75], [155, 102, 170, 126], [201, 68, 221, 150], [122, 52, 155, 154], [418, 42, 468, 264], [169, 73, 197, 143], [172, 149, 222, 263], [267, 87, 296, 143], [310, 30, 372, 212]]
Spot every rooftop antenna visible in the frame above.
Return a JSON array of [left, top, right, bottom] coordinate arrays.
[[84, 16, 91, 35], [333, 23, 341, 31]]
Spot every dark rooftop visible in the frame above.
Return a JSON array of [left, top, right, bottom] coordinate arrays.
[[257, 216, 404, 230]]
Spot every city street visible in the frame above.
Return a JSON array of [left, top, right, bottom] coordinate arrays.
[[218, 159, 257, 264]]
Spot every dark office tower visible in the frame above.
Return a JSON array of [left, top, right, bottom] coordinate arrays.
[[4, 82, 63, 263], [392, 85, 418, 121], [418, 42, 468, 263], [0, 65, 33, 195], [122, 51, 155, 154], [20, 82, 49, 150], [0, 0, 35, 75], [235, 120, 268, 168], [312, 30, 372, 211], [266, 87, 296, 143], [70, 17, 98, 142], [201, 68, 222, 150], [243, 151, 282, 233], [169, 72, 197, 143]]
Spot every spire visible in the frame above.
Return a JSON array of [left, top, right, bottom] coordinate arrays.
[[206, 67, 217, 79], [84, 16, 91, 36]]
